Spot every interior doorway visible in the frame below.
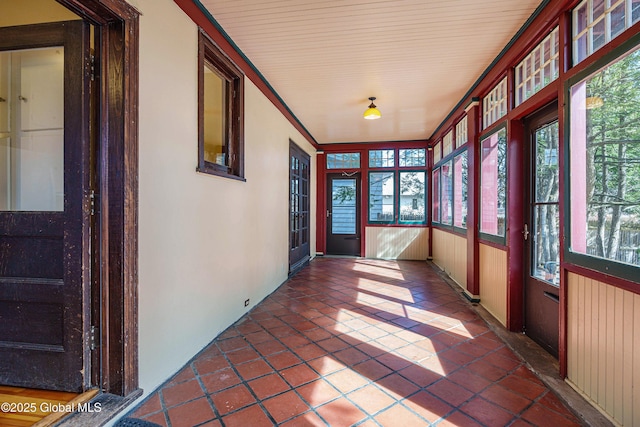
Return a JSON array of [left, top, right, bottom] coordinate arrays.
[[523, 104, 560, 358], [289, 140, 310, 274], [326, 173, 361, 256]]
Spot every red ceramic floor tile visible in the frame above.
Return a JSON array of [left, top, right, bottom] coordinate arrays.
[[278, 411, 326, 427], [302, 328, 333, 342], [235, 358, 273, 381], [427, 379, 474, 407], [161, 378, 205, 408], [211, 384, 256, 416], [402, 390, 453, 423], [498, 374, 547, 401], [253, 339, 287, 356], [347, 384, 396, 415], [244, 331, 273, 345], [167, 397, 216, 427], [375, 373, 420, 400], [267, 351, 303, 370], [332, 347, 369, 366], [374, 351, 414, 371], [141, 411, 168, 427], [131, 393, 162, 418], [480, 384, 533, 414], [315, 397, 367, 427], [200, 368, 242, 394], [374, 403, 428, 426], [217, 336, 249, 352], [166, 366, 196, 386], [296, 379, 341, 407], [308, 356, 345, 375], [521, 402, 582, 427], [294, 343, 328, 361], [248, 373, 291, 400], [460, 396, 516, 427], [438, 410, 483, 427], [221, 404, 273, 427], [481, 351, 523, 372], [438, 347, 478, 366], [325, 369, 369, 394], [226, 347, 261, 364], [537, 392, 581, 422], [280, 334, 312, 349], [194, 355, 230, 375], [446, 369, 492, 394], [466, 358, 509, 382], [316, 337, 350, 352], [352, 359, 393, 381], [281, 364, 319, 387], [263, 390, 310, 424], [398, 363, 442, 388]]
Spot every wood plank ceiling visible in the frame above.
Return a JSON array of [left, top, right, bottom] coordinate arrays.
[[198, 0, 544, 144]]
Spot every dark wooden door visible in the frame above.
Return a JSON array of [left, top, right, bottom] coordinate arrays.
[[326, 173, 361, 256], [289, 141, 310, 274], [524, 105, 560, 358], [0, 21, 92, 392]]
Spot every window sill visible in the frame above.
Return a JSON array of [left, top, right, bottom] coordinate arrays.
[[196, 166, 246, 182]]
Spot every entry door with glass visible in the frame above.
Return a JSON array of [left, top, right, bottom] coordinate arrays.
[[326, 174, 361, 256], [524, 106, 560, 358], [289, 141, 310, 274], [0, 22, 92, 391]]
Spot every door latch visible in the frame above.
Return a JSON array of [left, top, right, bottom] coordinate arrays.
[[522, 223, 530, 241]]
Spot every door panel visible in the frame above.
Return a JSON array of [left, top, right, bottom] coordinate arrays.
[[524, 105, 560, 358], [289, 141, 310, 274], [326, 174, 361, 256], [0, 21, 91, 392]]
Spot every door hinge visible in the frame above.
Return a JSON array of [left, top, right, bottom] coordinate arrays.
[[90, 325, 98, 351], [90, 189, 96, 216], [90, 55, 97, 81]]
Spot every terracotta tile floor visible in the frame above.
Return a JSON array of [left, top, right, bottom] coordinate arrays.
[[128, 258, 582, 427]]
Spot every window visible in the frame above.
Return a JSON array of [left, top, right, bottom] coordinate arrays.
[[367, 149, 427, 225], [369, 172, 395, 223], [198, 30, 244, 180], [327, 153, 360, 169], [480, 127, 507, 239], [433, 141, 442, 164], [399, 171, 426, 223], [432, 168, 441, 223], [440, 161, 453, 225], [569, 43, 640, 279], [573, 0, 640, 64], [442, 130, 453, 158], [399, 148, 426, 167], [369, 149, 394, 167], [455, 116, 468, 148], [515, 27, 560, 105], [483, 77, 508, 129], [454, 151, 468, 229]]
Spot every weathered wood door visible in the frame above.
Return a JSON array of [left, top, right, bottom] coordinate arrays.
[[0, 21, 92, 392]]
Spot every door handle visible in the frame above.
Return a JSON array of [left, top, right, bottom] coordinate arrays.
[[522, 224, 529, 241]]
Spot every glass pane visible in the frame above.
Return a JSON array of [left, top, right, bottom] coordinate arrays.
[[399, 148, 426, 167], [440, 162, 453, 225], [480, 128, 507, 237], [535, 121, 559, 203], [327, 153, 360, 169], [332, 179, 357, 234], [369, 172, 394, 222], [1, 48, 64, 212], [203, 64, 227, 166], [532, 205, 560, 286], [399, 171, 425, 223], [570, 47, 640, 267], [611, 3, 626, 38], [454, 151, 468, 228], [369, 149, 394, 168], [432, 169, 440, 223]]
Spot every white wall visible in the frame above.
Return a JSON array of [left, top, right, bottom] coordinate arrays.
[[133, 0, 316, 397]]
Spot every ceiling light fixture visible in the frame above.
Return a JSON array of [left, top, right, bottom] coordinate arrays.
[[585, 96, 604, 109], [363, 97, 381, 120]]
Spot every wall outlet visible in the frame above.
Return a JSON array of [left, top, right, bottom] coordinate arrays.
[[244, 298, 250, 307]]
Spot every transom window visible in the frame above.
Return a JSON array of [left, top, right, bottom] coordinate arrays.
[[433, 142, 442, 164], [515, 27, 560, 106], [399, 148, 426, 167], [442, 130, 453, 157], [573, 0, 640, 64], [483, 77, 508, 129], [327, 153, 360, 169], [455, 116, 468, 148], [198, 30, 244, 180], [369, 149, 394, 168]]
